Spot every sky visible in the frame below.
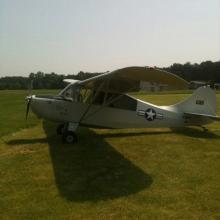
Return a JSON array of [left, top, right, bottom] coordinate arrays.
[[0, 0, 220, 76]]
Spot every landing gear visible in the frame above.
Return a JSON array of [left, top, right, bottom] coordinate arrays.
[[62, 131, 78, 144], [57, 122, 79, 144]]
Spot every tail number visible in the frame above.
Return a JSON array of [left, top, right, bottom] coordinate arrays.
[[196, 100, 204, 105]]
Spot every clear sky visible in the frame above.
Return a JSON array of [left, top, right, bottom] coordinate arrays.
[[0, 0, 220, 76]]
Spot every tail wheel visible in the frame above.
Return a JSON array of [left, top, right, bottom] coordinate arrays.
[[62, 131, 78, 144]]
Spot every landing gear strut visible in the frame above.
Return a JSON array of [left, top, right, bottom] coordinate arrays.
[[56, 122, 78, 144]]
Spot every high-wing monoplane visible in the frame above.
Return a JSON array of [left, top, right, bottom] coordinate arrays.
[[26, 66, 220, 143]]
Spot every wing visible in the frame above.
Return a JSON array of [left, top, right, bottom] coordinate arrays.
[[78, 66, 188, 93]]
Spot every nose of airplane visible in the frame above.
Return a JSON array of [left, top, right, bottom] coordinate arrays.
[[25, 95, 55, 120]]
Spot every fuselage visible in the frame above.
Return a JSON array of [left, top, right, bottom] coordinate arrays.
[[30, 94, 193, 129]]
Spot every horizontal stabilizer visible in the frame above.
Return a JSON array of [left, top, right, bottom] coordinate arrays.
[[184, 112, 220, 121]]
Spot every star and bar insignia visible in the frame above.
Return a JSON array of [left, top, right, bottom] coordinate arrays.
[[137, 108, 163, 121]]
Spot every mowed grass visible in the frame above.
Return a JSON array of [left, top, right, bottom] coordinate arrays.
[[0, 90, 220, 219], [0, 90, 59, 137]]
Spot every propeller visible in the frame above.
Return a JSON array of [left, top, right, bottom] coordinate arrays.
[[25, 96, 32, 120], [25, 76, 34, 120]]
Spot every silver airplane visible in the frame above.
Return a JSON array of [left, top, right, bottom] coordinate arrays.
[[26, 66, 220, 143]]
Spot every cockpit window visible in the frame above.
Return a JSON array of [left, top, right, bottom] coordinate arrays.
[[108, 94, 137, 111], [91, 91, 137, 111], [60, 85, 92, 103], [61, 85, 81, 102], [63, 87, 73, 100]]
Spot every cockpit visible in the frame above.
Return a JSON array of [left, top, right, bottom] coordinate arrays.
[[59, 84, 137, 111]]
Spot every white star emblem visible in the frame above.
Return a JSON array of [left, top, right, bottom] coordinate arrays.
[[145, 108, 157, 121]]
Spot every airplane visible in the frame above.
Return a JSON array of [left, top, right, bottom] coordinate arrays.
[[25, 66, 220, 144]]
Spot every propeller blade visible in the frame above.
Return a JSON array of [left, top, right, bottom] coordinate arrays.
[[25, 96, 32, 120]]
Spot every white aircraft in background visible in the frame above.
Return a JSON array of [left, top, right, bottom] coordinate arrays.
[[26, 66, 220, 144]]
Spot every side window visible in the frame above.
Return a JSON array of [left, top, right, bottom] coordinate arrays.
[[107, 94, 137, 111], [86, 90, 137, 111], [93, 91, 105, 105]]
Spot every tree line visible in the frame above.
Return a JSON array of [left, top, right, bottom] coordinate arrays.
[[163, 61, 220, 82], [0, 71, 102, 90], [0, 60, 219, 90]]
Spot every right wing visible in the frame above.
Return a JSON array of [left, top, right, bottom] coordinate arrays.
[[76, 66, 189, 94]]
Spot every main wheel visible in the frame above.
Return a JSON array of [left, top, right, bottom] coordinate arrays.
[[62, 131, 78, 144], [56, 124, 65, 135]]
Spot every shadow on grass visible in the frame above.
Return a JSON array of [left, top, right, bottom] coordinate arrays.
[[171, 127, 220, 139], [42, 121, 153, 202], [6, 122, 218, 202], [97, 127, 219, 139], [99, 130, 171, 138], [7, 127, 218, 146]]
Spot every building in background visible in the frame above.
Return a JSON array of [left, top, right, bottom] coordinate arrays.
[[140, 82, 168, 92]]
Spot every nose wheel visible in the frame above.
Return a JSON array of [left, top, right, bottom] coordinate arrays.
[[56, 122, 78, 144]]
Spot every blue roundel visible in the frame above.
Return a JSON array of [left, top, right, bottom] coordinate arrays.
[[145, 108, 156, 121]]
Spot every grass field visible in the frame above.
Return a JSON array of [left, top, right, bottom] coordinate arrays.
[[0, 90, 220, 219]]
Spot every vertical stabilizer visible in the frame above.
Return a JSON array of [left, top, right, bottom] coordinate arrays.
[[174, 86, 217, 115]]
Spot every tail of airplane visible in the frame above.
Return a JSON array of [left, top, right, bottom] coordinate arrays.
[[174, 86, 220, 122]]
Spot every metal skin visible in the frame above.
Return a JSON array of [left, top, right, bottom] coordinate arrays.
[[29, 86, 217, 131]]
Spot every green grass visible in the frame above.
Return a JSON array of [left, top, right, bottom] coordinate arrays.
[[0, 90, 58, 137], [0, 90, 220, 219]]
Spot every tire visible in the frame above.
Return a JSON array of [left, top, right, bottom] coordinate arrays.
[[62, 131, 78, 144], [57, 124, 65, 135]]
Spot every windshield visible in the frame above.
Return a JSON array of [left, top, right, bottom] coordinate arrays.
[[59, 84, 93, 103], [59, 85, 81, 102]]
